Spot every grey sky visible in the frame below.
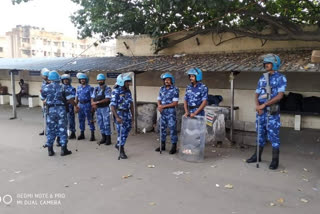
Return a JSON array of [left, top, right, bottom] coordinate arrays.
[[0, 0, 80, 37]]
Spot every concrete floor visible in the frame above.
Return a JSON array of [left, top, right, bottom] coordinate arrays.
[[0, 105, 319, 214]]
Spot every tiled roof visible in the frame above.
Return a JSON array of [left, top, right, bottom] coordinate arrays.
[[0, 50, 318, 73]]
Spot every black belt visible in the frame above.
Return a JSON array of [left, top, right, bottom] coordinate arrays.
[[47, 104, 65, 108], [97, 103, 109, 108], [189, 106, 200, 110], [117, 109, 129, 112], [79, 100, 90, 104]]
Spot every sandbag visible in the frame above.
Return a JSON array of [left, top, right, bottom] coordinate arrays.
[[137, 103, 156, 132], [302, 96, 320, 113], [207, 95, 223, 106], [206, 113, 225, 143], [285, 92, 303, 111]]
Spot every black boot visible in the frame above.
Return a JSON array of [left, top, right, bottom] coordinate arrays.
[[155, 142, 166, 152], [90, 130, 95, 141], [269, 148, 280, 170], [48, 146, 55, 156], [77, 131, 85, 140], [115, 142, 119, 150], [98, 134, 106, 145], [39, 131, 44, 136], [169, 143, 177, 154], [56, 137, 61, 147], [61, 145, 72, 156], [105, 135, 111, 145], [119, 145, 128, 159], [69, 131, 76, 139], [246, 146, 264, 163]]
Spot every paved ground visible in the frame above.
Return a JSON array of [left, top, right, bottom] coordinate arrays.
[[0, 105, 319, 214]]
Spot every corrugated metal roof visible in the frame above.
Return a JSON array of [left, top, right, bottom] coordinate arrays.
[[0, 50, 319, 73], [0, 56, 150, 72]]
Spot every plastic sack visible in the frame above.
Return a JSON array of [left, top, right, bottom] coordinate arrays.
[[137, 104, 156, 132], [179, 116, 206, 162], [205, 106, 227, 143]]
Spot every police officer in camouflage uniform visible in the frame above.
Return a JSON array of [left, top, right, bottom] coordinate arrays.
[[75, 73, 95, 141], [91, 73, 112, 145], [41, 71, 77, 156], [156, 72, 179, 154], [246, 54, 287, 170], [110, 73, 134, 159], [184, 67, 208, 118], [61, 74, 77, 139], [39, 68, 50, 136]]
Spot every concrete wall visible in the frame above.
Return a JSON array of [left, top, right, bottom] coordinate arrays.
[[117, 33, 320, 56], [2, 69, 320, 129], [133, 71, 320, 129]]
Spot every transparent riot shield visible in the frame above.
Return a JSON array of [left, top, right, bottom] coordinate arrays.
[[179, 116, 206, 162]]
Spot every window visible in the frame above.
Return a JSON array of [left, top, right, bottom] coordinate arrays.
[[22, 38, 30, 43], [44, 51, 47, 56], [0, 47, 3, 52], [22, 50, 31, 56], [54, 42, 60, 46]]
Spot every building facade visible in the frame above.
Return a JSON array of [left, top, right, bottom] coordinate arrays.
[[0, 36, 9, 58], [5, 25, 112, 58]]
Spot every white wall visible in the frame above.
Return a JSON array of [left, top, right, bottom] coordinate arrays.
[[1, 79, 320, 129], [135, 86, 320, 129]]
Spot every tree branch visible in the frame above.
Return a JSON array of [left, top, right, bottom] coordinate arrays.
[[154, 29, 210, 54], [154, 26, 320, 54]]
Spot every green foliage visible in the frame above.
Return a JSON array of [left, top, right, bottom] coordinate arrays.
[[11, 0, 320, 51]]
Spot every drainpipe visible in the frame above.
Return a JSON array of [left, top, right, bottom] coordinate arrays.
[[10, 69, 17, 120]]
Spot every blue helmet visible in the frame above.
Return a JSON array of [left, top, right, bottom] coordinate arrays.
[[160, 72, 175, 84], [116, 73, 132, 86], [187, 67, 203, 81], [76, 72, 89, 83], [97, 73, 106, 81], [61, 74, 71, 84], [263, 54, 281, 71], [41, 68, 50, 77], [48, 70, 60, 82]]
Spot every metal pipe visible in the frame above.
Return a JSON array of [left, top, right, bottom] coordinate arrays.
[[10, 70, 17, 120], [230, 72, 234, 142], [132, 72, 138, 134]]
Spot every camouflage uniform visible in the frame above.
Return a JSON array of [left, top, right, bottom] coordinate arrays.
[[158, 85, 179, 144], [76, 85, 95, 131], [41, 82, 75, 147], [256, 71, 287, 149], [110, 86, 132, 146], [91, 85, 112, 135], [64, 84, 76, 133], [184, 82, 208, 116]]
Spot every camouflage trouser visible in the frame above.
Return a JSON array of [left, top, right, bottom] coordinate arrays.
[[115, 110, 131, 146], [67, 104, 76, 132], [78, 102, 95, 131], [46, 106, 68, 147], [160, 108, 178, 144], [96, 107, 111, 135], [256, 111, 281, 149]]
